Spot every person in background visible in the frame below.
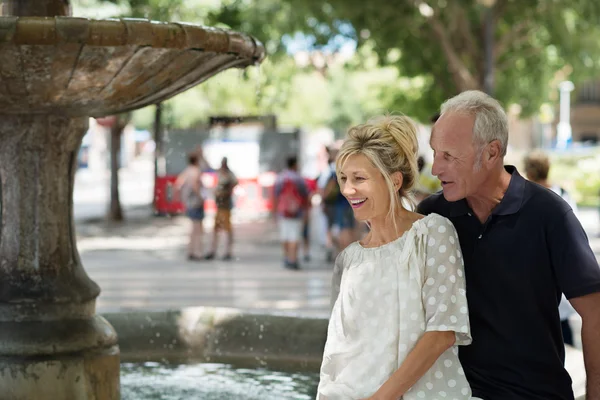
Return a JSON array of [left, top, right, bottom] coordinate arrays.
[[205, 157, 238, 261], [274, 156, 309, 270], [412, 155, 431, 204], [523, 149, 579, 346], [323, 164, 356, 253], [318, 146, 338, 262], [175, 150, 206, 261], [302, 177, 318, 262]]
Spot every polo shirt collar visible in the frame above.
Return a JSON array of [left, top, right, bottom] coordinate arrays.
[[447, 165, 525, 217], [449, 198, 470, 217]]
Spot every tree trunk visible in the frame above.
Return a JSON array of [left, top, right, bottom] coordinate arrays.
[[482, 6, 495, 95], [107, 115, 125, 221], [153, 102, 163, 210]]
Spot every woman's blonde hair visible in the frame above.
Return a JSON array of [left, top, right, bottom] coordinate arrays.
[[336, 115, 419, 228]]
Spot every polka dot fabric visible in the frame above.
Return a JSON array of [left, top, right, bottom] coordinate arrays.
[[422, 216, 471, 347], [318, 213, 472, 399]]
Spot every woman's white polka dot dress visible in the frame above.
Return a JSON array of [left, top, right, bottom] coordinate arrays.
[[317, 214, 473, 399]]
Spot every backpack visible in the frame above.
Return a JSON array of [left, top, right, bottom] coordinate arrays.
[[278, 177, 305, 218], [323, 172, 341, 205]]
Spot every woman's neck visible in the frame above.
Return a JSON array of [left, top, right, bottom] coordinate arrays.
[[362, 208, 413, 247]]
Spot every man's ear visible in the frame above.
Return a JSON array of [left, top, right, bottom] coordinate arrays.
[[391, 171, 404, 190], [486, 140, 502, 163]]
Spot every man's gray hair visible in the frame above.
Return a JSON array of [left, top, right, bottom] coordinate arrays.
[[440, 90, 508, 157]]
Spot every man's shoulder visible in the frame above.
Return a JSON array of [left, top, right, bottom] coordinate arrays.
[[522, 180, 571, 215], [416, 191, 452, 217]]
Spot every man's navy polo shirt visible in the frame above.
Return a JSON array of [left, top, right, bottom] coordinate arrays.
[[417, 166, 600, 400]]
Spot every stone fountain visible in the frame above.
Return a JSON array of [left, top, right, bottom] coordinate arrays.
[[0, 1, 264, 398]]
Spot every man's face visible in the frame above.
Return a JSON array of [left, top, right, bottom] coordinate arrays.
[[430, 112, 487, 202]]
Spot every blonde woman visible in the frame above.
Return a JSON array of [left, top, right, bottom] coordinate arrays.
[[317, 116, 473, 400]]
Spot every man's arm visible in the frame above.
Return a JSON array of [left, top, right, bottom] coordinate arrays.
[[570, 292, 600, 399], [547, 208, 600, 399]]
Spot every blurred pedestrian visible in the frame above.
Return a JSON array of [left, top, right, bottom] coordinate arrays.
[[318, 146, 338, 262], [412, 155, 430, 203], [523, 149, 579, 346], [323, 166, 356, 253], [302, 178, 318, 262], [274, 156, 309, 270], [412, 113, 441, 205], [205, 157, 238, 261], [175, 150, 206, 261]]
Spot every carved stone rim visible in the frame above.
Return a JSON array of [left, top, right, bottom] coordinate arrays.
[[0, 16, 265, 64]]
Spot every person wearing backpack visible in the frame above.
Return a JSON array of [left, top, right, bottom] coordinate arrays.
[[318, 146, 339, 262], [274, 156, 309, 270]]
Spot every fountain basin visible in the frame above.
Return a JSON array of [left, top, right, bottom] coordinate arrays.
[[0, 17, 264, 116], [121, 362, 318, 400], [103, 306, 587, 400]]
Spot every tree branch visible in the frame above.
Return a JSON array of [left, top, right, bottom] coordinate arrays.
[[456, 5, 481, 67], [492, 0, 509, 25], [494, 20, 533, 59], [420, 2, 480, 91], [496, 47, 541, 73]]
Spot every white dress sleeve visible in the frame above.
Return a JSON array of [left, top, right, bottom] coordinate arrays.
[[421, 215, 471, 345]]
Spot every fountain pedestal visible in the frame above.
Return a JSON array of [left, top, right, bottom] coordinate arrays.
[[0, 115, 119, 398], [0, 2, 264, 399]]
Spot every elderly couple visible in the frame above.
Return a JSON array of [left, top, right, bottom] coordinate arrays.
[[317, 90, 600, 400]]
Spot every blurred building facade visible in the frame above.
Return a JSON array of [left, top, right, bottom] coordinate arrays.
[[568, 80, 600, 145]]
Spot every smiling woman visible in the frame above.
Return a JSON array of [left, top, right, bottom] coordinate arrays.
[[318, 116, 473, 400], [336, 115, 419, 237]]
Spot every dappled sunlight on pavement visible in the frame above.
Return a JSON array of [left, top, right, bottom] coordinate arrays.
[[78, 213, 335, 318]]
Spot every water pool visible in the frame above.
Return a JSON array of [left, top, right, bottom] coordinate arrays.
[[121, 362, 319, 399]]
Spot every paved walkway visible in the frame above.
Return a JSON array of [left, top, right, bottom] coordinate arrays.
[[77, 207, 600, 324], [78, 208, 335, 318]]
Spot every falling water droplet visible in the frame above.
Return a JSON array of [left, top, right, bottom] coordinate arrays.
[[254, 64, 262, 108]]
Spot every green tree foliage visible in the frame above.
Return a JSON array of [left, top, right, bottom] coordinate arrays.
[[208, 0, 600, 120], [78, 0, 600, 129], [75, 0, 414, 133]]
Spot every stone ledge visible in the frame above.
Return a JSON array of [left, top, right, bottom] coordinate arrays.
[[0, 17, 265, 59], [101, 306, 586, 398], [102, 307, 326, 373]]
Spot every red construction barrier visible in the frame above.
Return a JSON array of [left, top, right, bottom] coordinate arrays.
[[153, 172, 281, 215], [153, 176, 185, 215]]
